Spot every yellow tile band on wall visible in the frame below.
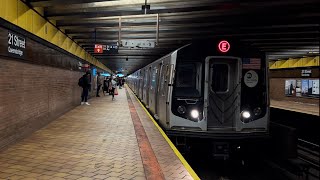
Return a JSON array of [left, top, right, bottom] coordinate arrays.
[[0, 0, 111, 72], [269, 56, 319, 69]]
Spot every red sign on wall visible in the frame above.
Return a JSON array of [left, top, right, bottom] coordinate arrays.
[[94, 44, 103, 53], [218, 40, 230, 53]]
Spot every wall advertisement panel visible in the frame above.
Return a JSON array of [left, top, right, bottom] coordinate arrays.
[[288, 79, 319, 98], [296, 80, 302, 97], [311, 79, 319, 97], [301, 80, 309, 96], [285, 79, 296, 96]]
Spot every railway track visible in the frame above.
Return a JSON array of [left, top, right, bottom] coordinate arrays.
[[297, 139, 320, 179]]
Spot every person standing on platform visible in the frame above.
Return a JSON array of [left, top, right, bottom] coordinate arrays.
[[96, 72, 103, 97], [119, 77, 122, 89], [109, 76, 117, 101], [102, 76, 108, 96], [79, 71, 91, 105], [122, 77, 125, 87]]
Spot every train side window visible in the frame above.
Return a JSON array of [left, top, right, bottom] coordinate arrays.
[[160, 65, 168, 96], [174, 63, 201, 97], [157, 63, 163, 93], [144, 69, 148, 87], [151, 67, 157, 88], [149, 66, 152, 87], [211, 64, 229, 93]]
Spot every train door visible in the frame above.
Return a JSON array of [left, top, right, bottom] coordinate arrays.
[[143, 68, 148, 104], [147, 66, 152, 107], [139, 69, 144, 99], [155, 62, 163, 117], [158, 64, 170, 126], [133, 72, 137, 92], [204, 56, 241, 131], [143, 67, 151, 107], [136, 70, 140, 96], [149, 66, 158, 114]]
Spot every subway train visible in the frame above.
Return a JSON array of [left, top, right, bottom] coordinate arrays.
[[127, 39, 269, 155]]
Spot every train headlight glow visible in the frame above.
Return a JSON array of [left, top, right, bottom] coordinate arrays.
[[177, 106, 186, 114], [241, 111, 251, 119], [190, 109, 199, 119]]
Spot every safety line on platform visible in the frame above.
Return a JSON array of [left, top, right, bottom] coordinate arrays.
[[125, 85, 200, 180], [125, 88, 165, 180]]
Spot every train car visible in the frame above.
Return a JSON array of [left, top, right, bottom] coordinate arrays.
[[127, 39, 269, 156]]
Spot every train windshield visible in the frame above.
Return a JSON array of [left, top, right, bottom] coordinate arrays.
[[174, 63, 202, 97]]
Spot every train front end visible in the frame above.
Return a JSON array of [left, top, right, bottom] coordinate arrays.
[[168, 39, 269, 140]]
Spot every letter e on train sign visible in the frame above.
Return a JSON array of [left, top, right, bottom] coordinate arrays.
[[218, 40, 230, 53], [94, 44, 103, 53]]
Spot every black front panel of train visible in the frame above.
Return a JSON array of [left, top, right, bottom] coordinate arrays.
[[240, 58, 267, 122], [172, 39, 267, 123], [171, 62, 204, 121]]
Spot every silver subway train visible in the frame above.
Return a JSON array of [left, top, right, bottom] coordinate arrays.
[[127, 39, 269, 143]]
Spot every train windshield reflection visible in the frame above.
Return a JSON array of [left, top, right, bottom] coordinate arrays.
[[174, 63, 202, 97]]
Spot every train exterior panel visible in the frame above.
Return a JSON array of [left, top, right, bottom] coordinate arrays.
[[127, 39, 269, 140]]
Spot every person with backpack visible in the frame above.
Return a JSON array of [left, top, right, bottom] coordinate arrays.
[[78, 71, 91, 105]]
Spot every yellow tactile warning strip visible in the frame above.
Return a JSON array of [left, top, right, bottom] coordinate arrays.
[[125, 89, 165, 180], [0, 88, 147, 180], [126, 85, 199, 180]]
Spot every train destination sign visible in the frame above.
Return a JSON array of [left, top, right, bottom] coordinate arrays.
[[218, 40, 230, 53], [8, 31, 26, 58], [301, 69, 312, 77]]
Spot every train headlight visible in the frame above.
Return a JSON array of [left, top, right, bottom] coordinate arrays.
[[177, 106, 186, 114], [190, 109, 199, 119], [242, 111, 251, 119], [253, 107, 262, 116], [241, 110, 251, 123]]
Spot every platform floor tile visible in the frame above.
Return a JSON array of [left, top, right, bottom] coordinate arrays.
[[270, 99, 319, 116], [126, 87, 193, 180], [0, 88, 146, 180]]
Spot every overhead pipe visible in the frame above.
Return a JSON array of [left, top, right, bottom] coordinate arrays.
[[118, 17, 122, 46], [145, 0, 147, 14], [156, 14, 159, 45]]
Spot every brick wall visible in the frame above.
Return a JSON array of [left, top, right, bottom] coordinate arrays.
[[0, 58, 83, 150]]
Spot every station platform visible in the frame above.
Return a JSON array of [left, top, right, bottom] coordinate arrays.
[[270, 99, 319, 116], [0, 86, 195, 180]]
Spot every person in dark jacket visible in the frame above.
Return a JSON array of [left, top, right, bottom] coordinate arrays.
[[81, 71, 91, 105], [102, 76, 109, 96], [96, 72, 103, 97]]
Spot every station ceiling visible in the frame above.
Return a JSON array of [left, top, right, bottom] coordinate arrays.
[[27, 0, 320, 74]]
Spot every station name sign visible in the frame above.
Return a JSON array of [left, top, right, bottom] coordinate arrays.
[[301, 69, 312, 77], [8, 31, 26, 58]]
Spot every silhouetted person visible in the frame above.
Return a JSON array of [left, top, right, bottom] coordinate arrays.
[[80, 71, 91, 105], [109, 76, 117, 100], [96, 72, 103, 97]]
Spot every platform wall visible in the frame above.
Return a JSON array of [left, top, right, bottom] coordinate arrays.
[[269, 67, 319, 104], [0, 22, 87, 150]]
